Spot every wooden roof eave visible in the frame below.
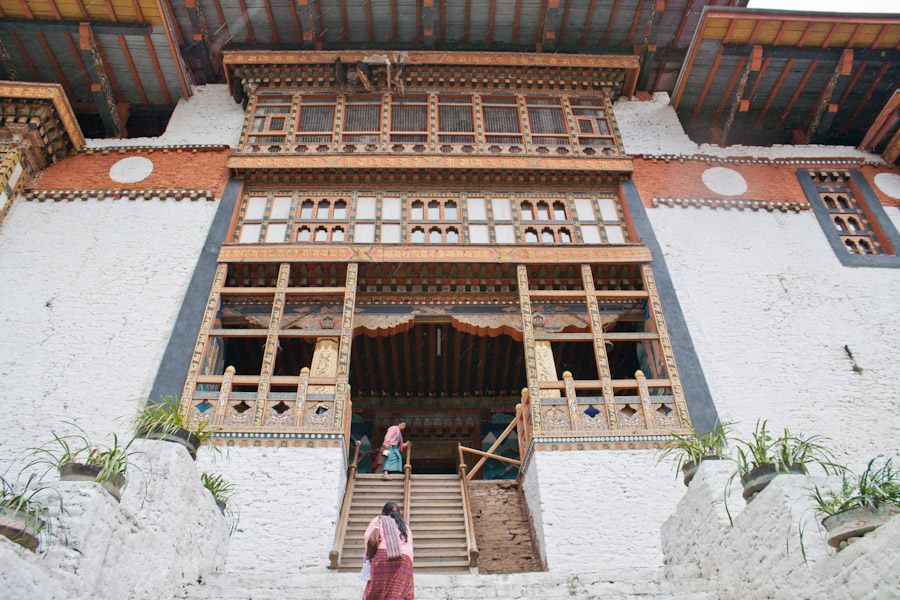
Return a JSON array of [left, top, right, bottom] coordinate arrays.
[[0, 80, 85, 151]]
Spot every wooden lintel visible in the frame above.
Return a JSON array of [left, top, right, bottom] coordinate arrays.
[[79, 22, 124, 138]]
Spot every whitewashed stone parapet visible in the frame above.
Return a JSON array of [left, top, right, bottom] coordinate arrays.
[[197, 445, 346, 573], [663, 460, 899, 600], [0, 440, 229, 600]]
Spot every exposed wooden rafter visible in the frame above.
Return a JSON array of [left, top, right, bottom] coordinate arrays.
[[185, 0, 217, 82], [802, 49, 853, 144], [636, 0, 666, 91], [423, 0, 435, 50], [297, 0, 317, 49], [79, 22, 125, 137], [718, 45, 762, 146]]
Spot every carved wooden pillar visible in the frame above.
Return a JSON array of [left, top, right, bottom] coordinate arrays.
[[251, 263, 290, 426], [581, 264, 618, 430], [212, 365, 235, 428], [534, 340, 561, 398], [309, 337, 339, 394], [332, 263, 358, 437], [293, 367, 310, 427], [516, 265, 543, 432], [562, 370, 578, 431], [635, 369, 653, 431], [180, 263, 228, 416]]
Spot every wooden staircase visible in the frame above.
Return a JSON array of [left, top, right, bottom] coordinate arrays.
[[335, 474, 472, 573]]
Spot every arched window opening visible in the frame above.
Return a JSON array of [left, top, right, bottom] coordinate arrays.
[[428, 201, 441, 220], [833, 217, 846, 232], [297, 227, 311, 242], [446, 228, 459, 243], [334, 200, 347, 219], [823, 196, 835, 210], [411, 201, 424, 220], [332, 228, 345, 242], [429, 228, 442, 243], [848, 217, 861, 232], [837, 196, 849, 210], [553, 202, 567, 220], [314, 227, 328, 242], [845, 239, 858, 254], [559, 228, 571, 243], [300, 200, 314, 219], [541, 228, 554, 243], [445, 201, 458, 220], [520, 202, 533, 221], [316, 201, 330, 219], [525, 228, 538, 243], [537, 202, 550, 220], [411, 227, 425, 243], [859, 240, 872, 254]]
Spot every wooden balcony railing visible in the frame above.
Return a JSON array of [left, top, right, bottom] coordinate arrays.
[[456, 444, 479, 568]]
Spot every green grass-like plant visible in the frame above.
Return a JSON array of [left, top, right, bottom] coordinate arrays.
[[29, 428, 134, 485], [134, 393, 214, 444], [733, 420, 839, 477], [657, 420, 732, 478], [0, 473, 64, 552], [200, 472, 235, 505], [811, 456, 900, 517]]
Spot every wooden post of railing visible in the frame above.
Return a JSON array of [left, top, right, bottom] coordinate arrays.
[[457, 443, 479, 567], [467, 415, 519, 481], [402, 442, 412, 517], [635, 370, 653, 430], [515, 402, 525, 462], [562, 370, 578, 431], [329, 442, 361, 569], [212, 366, 235, 428], [520, 387, 532, 445]]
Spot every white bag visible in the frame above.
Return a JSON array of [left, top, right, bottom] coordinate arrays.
[[359, 557, 371, 581], [382, 448, 390, 456]]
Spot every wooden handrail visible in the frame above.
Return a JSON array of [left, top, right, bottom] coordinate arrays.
[[464, 415, 519, 481], [328, 442, 360, 569], [402, 442, 412, 520], [457, 443, 479, 568], [460, 446, 521, 465]]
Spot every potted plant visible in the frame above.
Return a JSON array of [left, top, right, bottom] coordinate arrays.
[[733, 420, 838, 503], [0, 474, 60, 552], [812, 456, 900, 551], [30, 431, 132, 501], [134, 394, 214, 460], [657, 420, 732, 486], [200, 472, 235, 515]]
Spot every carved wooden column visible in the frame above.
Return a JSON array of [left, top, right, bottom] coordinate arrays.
[[534, 340, 561, 398], [641, 264, 690, 426], [251, 263, 290, 426], [581, 264, 618, 429], [309, 337, 339, 394], [332, 263, 358, 437], [635, 369, 653, 431], [562, 370, 578, 431], [212, 365, 235, 428], [180, 263, 228, 415], [516, 265, 543, 432], [293, 367, 310, 427]]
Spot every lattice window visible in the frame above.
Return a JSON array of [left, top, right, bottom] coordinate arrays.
[[294, 95, 335, 147], [390, 94, 428, 144], [438, 94, 475, 145], [569, 98, 616, 148], [247, 94, 292, 146], [343, 95, 382, 144], [482, 96, 523, 146], [526, 97, 570, 148], [574, 197, 629, 244]]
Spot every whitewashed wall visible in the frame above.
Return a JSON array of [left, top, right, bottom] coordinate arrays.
[[524, 450, 684, 571], [197, 446, 346, 573], [647, 206, 900, 470], [0, 198, 216, 474]]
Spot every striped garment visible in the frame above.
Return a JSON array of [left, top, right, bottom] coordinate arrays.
[[362, 549, 414, 600], [379, 515, 402, 559]]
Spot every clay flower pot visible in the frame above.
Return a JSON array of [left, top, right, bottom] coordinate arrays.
[[0, 504, 45, 552], [138, 426, 201, 460], [681, 455, 723, 487], [822, 503, 899, 550], [59, 462, 127, 502], [740, 462, 806, 502]]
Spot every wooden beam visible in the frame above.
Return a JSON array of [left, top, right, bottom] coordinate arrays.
[[439, 325, 449, 395], [261, 0, 279, 43], [427, 325, 437, 395], [423, 0, 435, 49], [484, 0, 496, 45], [579, 0, 597, 46], [474, 334, 488, 394], [636, 0, 666, 91], [297, 0, 316, 48], [210, 0, 230, 41], [364, 0, 374, 43], [0, 37, 19, 80], [669, 0, 696, 48], [414, 325, 425, 395], [64, 33, 93, 89], [841, 61, 891, 133], [35, 33, 75, 100], [836, 60, 867, 108], [602, 0, 623, 47], [803, 49, 853, 143], [883, 122, 900, 164], [860, 89, 900, 151], [688, 45, 724, 128], [451, 326, 462, 394], [8, 32, 40, 81], [402, 327, 414, 395], [753, 58, 794, 130], [313, 0, 325, 48], [391, 0, 399, 43], [461, 0, 470, 44], [712, 55, 745, 126], [720, 45, 761, 146], [461, 331, 473, 396], [144, 36, 172, 105], [338, 0, 350, 42], [775, 59, 819, 131], [236, 0, 256, 43], [80, 22, 124, 137], [184, 0, 217, 82], [672, 12, 707, 110], [439, 0, 446, 44], [0, 18, 151, 36], [512, 0, 522, 46], [626, 0, 646, 47], [154, 0, 190, 98], [558, 0, 571, 47]]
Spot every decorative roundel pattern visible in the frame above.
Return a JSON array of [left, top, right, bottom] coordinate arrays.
[[873, 173, 900, 200], [701, 167, 748, 196], [109, 156, 154, 183]]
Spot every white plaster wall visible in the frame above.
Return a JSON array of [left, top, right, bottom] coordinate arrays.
[[614, 92, 884, 162], [526, 450, 685, 571], [0, 440, 229, 600], [520, 457, 547, 568], [85, 85, 245, 149], [197, 445, 346, 573], [0, 198, 217, 475], [647, 206, 900, 471]]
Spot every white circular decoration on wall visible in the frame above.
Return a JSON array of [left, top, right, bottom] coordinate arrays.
[[701, 167, 748, 196], [873, 173, 900, 199], [109, 156, 154, 183]]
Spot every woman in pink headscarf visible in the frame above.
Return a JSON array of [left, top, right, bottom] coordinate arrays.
[[362, 502, 414, 600]]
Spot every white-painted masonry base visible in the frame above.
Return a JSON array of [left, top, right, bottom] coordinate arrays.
[[647, 207, 900, 470], [0, 198, 217, 475], [0, 440, 229, 600], [663, 460, 900, 600], [524, 450, 686, 572], [196, 446, 346, 573]]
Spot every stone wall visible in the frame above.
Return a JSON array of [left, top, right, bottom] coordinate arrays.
[[468, 480, 541, 573], [0, 198, 217, 474], [662, 460, 899, 600], [197, 445, 346, 573], [0, 440, 229, 600]]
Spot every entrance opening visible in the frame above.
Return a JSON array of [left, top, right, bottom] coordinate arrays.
[[348, 322, 526, 476]]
